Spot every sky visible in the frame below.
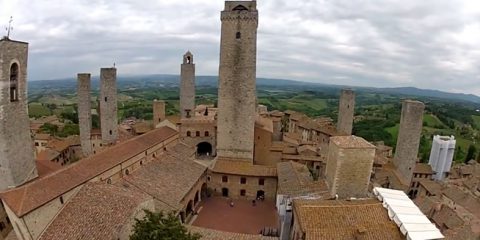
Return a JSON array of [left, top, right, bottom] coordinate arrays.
[[1, 0, 480, 96]]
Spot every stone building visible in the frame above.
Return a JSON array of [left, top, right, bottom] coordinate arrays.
[[325, 135, 375, 199], [0, 37, 38, 191], [180, 51, 195, 119], [336, 89, 355, 135], [393, 100, 425, 182], [152, 99, 166, 127], [179, 105, 217, 157], [77, 73, 93, 157], [99, 67, 118, 145], [429, 135, 456, 181], [216, 1, 258, 162]]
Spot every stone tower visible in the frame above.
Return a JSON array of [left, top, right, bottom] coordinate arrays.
[[217, 1, 258, 162], [180, 51, 195, 119], [153, 99, 166, 127], [325, 135, 375, 199], [99, 68, 118, 145], [0, 38, 37, 190], [393, 100, 424, 182], [77, 73, 93, 157], [337, 89, 355, 135]]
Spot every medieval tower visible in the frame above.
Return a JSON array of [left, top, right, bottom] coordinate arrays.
[[337, 89, 355, 135], [0, 38, 38, 190], [77, 73, 93, 156], [180, 51, 195, 119], [153, 99, 166, 127], [393, 100, 425, 181], [99, 67, 118, 145], [217, 1, 258, 162]]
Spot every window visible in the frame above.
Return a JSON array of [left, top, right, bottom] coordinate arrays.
[[140, 161, 143, 165], [109, 130, 112, 135], [35, 142, 39, 146], [196, 131, 200, 137], [0, 222, 5, 231], [207, 176, 211, 181], [187, 131, 191, 137], [104, 97, 108, 102], [205, 131, 209, 137], [259, 178, 265, 186], [125, 169, 130, 175], [10, 63, 19, 102], [222, 176, 228, 183], [107, 179, 112, 184], [60, 196, 64, 204], [240, 189, 246, 196], [6, 217, 10, 224], [240, 177, 246, 184], [236, 32, 241, 39]]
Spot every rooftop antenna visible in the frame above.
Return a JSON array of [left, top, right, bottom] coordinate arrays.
[[5, 16, 13, 39], [113, 62, 116, 68]]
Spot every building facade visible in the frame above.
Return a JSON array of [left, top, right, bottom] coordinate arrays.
[[429, 135, 456, 181]]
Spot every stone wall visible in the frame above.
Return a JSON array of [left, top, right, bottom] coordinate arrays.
[[99, 67, 118, 145], [0, 204, 12, 240], [77, 73, 93, 157], [180, 52, 195, 119], [179, 120, 216, 156], [216, 1, 258, 162], [208, 172, 277, 201], [152, 100, 165, 127], [0, 39, 38, 190], [393, 100, 424, 182], [253, 127, 275, 166], [337, 89, 355, 135]]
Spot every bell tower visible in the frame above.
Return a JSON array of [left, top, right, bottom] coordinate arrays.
[[0, 37, 38, 190], [216, 1, 258, 162], [180, 51, 195, 119]]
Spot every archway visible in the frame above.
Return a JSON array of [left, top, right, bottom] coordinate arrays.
[[186, 200, 194, 217], [222, 188, 229, 197], [256, 190, 265, 199], [194, 191, 199, 206], [201, 183, 209, 198], [197, 142, 213, 156]]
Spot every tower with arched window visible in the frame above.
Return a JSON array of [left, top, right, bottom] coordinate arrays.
[[0, 38, 38, 190], [180, 51, 195, 119], [217, 1, 258, 162]]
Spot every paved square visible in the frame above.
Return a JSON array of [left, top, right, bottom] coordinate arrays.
[[192, 196, 279, 234]]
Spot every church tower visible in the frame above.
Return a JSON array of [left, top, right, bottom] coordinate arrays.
[[180, 51, 195, 119], [0, 38, 38, 190], [217, 1, 258, 162]]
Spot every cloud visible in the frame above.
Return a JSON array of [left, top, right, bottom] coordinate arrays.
[[1, 0, 479, 96]]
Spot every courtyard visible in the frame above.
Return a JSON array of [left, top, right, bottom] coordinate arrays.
[[191, 196, 279, 235]]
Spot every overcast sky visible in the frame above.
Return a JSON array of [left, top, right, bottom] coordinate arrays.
[[1, 0, 479, 95]]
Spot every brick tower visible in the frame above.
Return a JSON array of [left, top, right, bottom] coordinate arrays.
[[77, 73, 93, 156], [99, 68, 118, 145], [217, 1, 258, 162], [0, 38, 37, 190], [153, 99, 165, 127], [337, 89, 355, 135], [393, 100, 424, 182], [180, 51, 195, 119]]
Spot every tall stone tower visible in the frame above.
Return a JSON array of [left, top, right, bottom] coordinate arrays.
[[325, 135, 375, 199], [0, 38, 37, 190], [337, 89, 355, 135], [180, 51, 195, 119], [217, 1, 258, 162], [153, 99, 165, 127], [99, 68, 118, 145], [77, 73, 93, 156], [393, 100, 424, 182]]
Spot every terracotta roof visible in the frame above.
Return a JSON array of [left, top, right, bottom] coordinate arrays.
[[132, 121, 153, 134], [167, 142, 196, 159], [414, 163, 433, 174], [330, 135, 375, 149], [47, 136, 80, 152], [166, 115, 181, 125], [277, 161, 329, 196], [36, 149, 60, 161], [211, 158, 277, 177], [188, 226, 278, 240], [124, 150, 206, 210], [1, 126, 177, 217], [418, 179, 442, 196], [35, 159, 62, 177], [442, 186, 480, 217], [34, 133, 51, 141], [39, 182, 152, 240], [255, 116, 273, 133], [293, 199, 403, 240]]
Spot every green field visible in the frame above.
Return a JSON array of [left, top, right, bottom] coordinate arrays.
[[473, 115, 480, 130], [423, 114, 446, 128], [28, 103, 52, 118]]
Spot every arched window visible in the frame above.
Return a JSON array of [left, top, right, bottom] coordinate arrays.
[[10, 63, 19, 102], [236, 32, 241, 39], [187, 131, 191, 137], [125, 169, 130, 175], [205, 131, 209, 137], [186, 56, 191, 64], [196, 131, 200, 137]]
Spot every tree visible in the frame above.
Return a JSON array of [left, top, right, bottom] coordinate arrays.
[[40, 123, 58, 136], [130, 210, 201, 240], [465, 145, 477, 163]]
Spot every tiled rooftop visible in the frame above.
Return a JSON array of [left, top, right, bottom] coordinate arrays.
[[1, 126, 177, 217], [330, 135, 375, 149], [211, 158, 277, 177], [188, 226, 278, 240], [277, 161, 329, 196]]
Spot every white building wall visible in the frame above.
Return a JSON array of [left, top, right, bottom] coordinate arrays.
[[428, 135, 455, 181]]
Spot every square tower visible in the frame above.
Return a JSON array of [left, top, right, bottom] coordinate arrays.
[[325, 136, 375, 199], [99, 68, 118, 145], [337, 89, 355, 135], [77, 73, 93, 156], [393, 100, 424, 182], [153, 99, 165, 127], [0, 38, 37, 190], [217, 1, 258, 162], [180, 51, 195, 119]]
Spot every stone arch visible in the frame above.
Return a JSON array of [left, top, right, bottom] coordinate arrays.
[[9, 62, 19, 102], [197, 142, 212, 156], [201, 182, 208, 198], [194, 190, 199, 206], [186, 200, 194, 217], [233, 5, 248, 11]]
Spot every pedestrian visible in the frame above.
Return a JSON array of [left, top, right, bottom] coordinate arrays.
[[230, 200, 234, 207], [252, 199, 256, 206]]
